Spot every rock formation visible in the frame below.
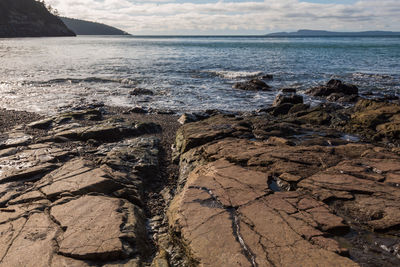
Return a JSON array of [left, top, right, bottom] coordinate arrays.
[[0, 109, 163, 266], [306, 79, 359, 103], [169, 100, 400, 266], [0, 98, 399, 266]]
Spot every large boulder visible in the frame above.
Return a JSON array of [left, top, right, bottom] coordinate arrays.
[[306, 79, 359, 102]]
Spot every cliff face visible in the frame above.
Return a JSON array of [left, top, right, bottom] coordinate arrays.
[[61, 17, 129, 35], [0, 0, 75, 38]]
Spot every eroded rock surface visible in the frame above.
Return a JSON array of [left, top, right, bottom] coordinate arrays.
[[347, 99, 400, 142], [0, 109, 162, 266], [169, 112, 400, 267]]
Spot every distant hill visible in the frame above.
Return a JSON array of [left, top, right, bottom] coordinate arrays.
[[0, 0, 75, 38], [266, 30, 400, 37], [60, 17, 129, 35]]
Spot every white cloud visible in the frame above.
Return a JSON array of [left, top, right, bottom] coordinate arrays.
[[46, 0, 400, 34]]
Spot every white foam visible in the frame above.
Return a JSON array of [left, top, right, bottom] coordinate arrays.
[[208, 70, 264, 79]]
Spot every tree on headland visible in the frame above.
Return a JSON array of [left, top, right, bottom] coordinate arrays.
[[35, 0, 59, 16]]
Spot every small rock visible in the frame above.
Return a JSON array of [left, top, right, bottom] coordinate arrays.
[[155, 109, 176, 115], [261, 74, 274, 80], [129, 88, 154, 96], [272, 103, 294, 116], [233, 79, 271, 91], [128, 107, 148, 114], [273, 93, 304, 107], [27, 118, 53, 129], [178, 112, 210, 125], [288, 103, 310, 114], [281, 88, 297, 93]]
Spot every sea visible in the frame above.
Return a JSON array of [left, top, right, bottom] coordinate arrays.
[[0, 36, 399, 114]]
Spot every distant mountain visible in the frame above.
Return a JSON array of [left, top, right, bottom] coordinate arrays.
[[266, 30, 400, 37], [0, 0, 75, 38], [60, 17, 129, 36]]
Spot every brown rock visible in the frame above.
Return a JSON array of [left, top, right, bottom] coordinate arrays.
[[306, 79, 358, 97], [168, 160, 357, 266], [272, 93, 303, 107], [0, 213, 58, 267], [51, 195, 149, 261], [348, 99, 400, 142], [38, 159, 123, 200], [298, 157, 400, 231], [0, 144, 74, 183], [174, 115, 252, 156]]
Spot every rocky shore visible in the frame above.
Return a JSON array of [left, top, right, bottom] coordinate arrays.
[[0, 85, 399, 266]]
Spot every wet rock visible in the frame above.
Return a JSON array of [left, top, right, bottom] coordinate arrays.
[[273, 93, 303, 107], [129, 88, 154, 96], [261, 74, 274, 80], [58, 109, 102, 121], [53, 121, 161, 142], [307, 79, 358, 97], [347, 99, 400, 143], [177, 112, 210, 125], [127, 106, 148, 114], [27, 118, 53, 129], [151, 250, 170, 267], [98, 137, 160, 179], [174, 115, 253, 156], [0, 132, 32, 149], [280, 88, 297, 93], [381, 94, 399, 101], [288, 103, 310, 114], [0, 144, 74, 184], [154, 109, 177, 115], [294, 103, 344, 126], [233, 79, 271, 91], [326, 93, 359, 103]]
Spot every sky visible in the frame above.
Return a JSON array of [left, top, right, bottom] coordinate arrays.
[[45, 0, 400, 35]]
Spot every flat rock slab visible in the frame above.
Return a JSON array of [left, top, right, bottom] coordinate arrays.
[[38, 159, 123, 200], [0, 143, 74, 184], [51, 195, 148, 261], [298, 157, 400, 231], [53, 121, 161, 142], [169, 160, 356, 266], [0, 113, 161, 266], [0, 213, 58, 267]]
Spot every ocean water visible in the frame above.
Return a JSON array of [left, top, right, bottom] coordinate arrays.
[[0, 36, 399, 114]]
